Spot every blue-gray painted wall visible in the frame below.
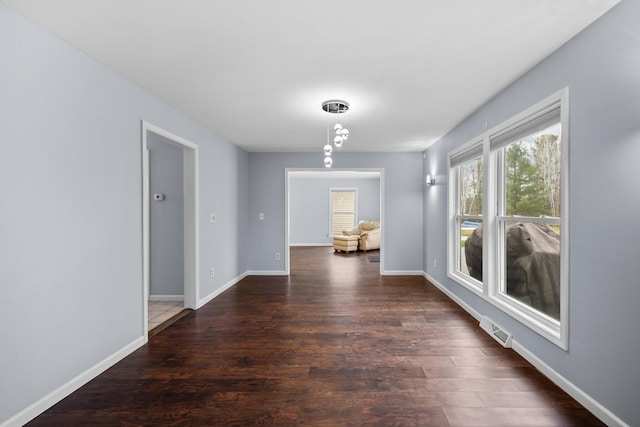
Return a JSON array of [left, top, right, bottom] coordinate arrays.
[[148, 134, 184, 297], [290, 177, 380, 245], [423, 1, 638, 424], [248, 152, 423, 272], [0, 4, 248, 423]]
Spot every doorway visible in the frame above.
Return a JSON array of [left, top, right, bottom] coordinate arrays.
[[142, 122, 199, 341], [285, 168, 384, 275]]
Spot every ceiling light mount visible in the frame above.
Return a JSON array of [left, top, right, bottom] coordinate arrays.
[[321, 100, 350, 168], [321, 100, 350, 114]]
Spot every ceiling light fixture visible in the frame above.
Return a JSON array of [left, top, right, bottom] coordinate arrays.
[[321, 99, 350, 168]]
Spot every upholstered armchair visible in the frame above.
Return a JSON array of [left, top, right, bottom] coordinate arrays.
[[342, 220, 381, 252]]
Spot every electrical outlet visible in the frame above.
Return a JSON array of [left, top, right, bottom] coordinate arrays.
[[210, 268, 215, 278], [275, 252, 281, 260], [210, 214, 216, 223], [433, 258, 438, 269], [259, 212, 264, 220]]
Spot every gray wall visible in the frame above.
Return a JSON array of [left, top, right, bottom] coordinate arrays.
[[423, 1, 639, 425], [248, 152, 423, 272], [0, 4, 248, 424], [148, 135, 184, 296], [290, 177, 380, 245]]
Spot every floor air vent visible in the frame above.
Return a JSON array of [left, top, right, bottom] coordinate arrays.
[[479, 316, 513, 348]]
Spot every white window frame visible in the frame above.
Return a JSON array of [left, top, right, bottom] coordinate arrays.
[[447, 140, 484, 296], [329, 188, 358, 237], [447, 88, 569, 350]]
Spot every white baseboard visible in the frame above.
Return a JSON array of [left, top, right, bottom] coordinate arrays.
[[512, 341, 629, 427], [197, 272, 248, 309], [197, 270, 292, 309], [1, 337, 145, 427], [246, 270, 288, 276], [423, 272, 626, 427], [381, 270, 424, 276], [149, 295, 184, 302], [423, 272, 482, 321], [289, 243, 333, 247]]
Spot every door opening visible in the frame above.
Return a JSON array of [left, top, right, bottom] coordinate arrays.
[[285, 168, 384, 275], [142, 122, 199, 341]]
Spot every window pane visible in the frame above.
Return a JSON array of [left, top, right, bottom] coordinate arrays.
[[331, 190, 356, 236], [331, 191, 356, 212], [459, 219, 483, 282], [459, 156, 483, 216], [501, 221, 560, 320], [504, 124, 561, 217]]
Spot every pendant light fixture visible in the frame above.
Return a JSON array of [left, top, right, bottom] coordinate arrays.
[[321, 99, 350, 167]]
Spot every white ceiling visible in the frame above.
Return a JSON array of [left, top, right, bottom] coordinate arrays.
[[2, 0, 618, 152]]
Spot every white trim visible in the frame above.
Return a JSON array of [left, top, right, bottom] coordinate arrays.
[[183, 141, 200, 309], [512, 341, 629, 427], [141, 121, 200, 343], [447, 270, 484, 298], [379, 169, 385, 272], [424, 273, 482, 321], [284, 170, 291, 275], [149, 295, 184, 302], [141, 127, 150, 339], [246, 270, 289, 276], [489, 288, 562, 345], [487, 88, 569, 350], [289, 243, 333, 247], [559, 88, 570, 350], [196, 272, 248, 309], [381, 270, 424, 276], [446, 142, 485, 299], [496, 215, 560, 225], [1, 337, 145, 427]]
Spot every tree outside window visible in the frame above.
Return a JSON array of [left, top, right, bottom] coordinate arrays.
[[501, 125, 561, 320]]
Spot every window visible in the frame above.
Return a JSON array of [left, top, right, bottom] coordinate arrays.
[[330, 189, 357, 236], [495, 124, 562, 321], [447, 89, 568, 349], [449, 144, 484, 292]]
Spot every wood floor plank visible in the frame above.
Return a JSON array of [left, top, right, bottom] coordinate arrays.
[[27, 247, 604, 426]]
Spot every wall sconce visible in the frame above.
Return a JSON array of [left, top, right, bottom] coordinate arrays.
[[425, 175, 435, 186]]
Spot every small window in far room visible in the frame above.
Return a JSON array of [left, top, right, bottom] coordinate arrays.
[[330, 189, 357, 236]]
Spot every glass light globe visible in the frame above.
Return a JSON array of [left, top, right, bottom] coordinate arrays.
[[324, 156, 333, 168], [341, 128, 349, 137], [323, 144, 333, 156], [334, 135, 343, 147], [334, 123, 343, 132]]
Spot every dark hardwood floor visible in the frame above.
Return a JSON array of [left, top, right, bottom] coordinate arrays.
[[28, 247, 604, 426]]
